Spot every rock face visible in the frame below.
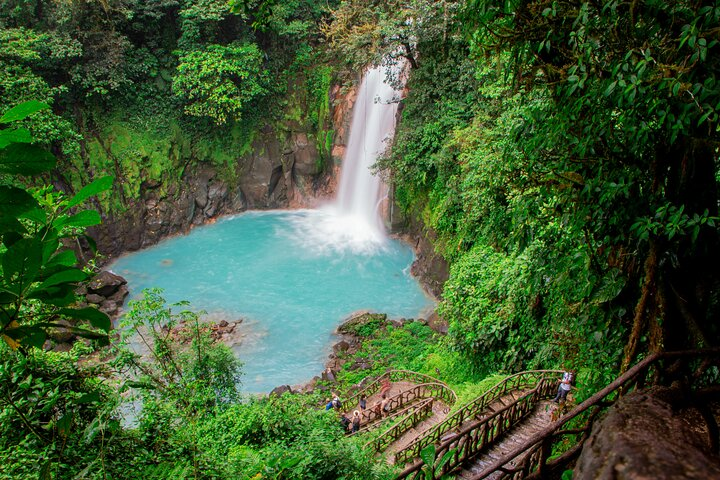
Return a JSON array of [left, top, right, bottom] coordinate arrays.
[[574, 386, 720, 479], [89, 125, 334, 259], [392, 212, 448, 299]]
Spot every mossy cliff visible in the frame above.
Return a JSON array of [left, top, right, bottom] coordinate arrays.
[[66, 69, 342, 259]]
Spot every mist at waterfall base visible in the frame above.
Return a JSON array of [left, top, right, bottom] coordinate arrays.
[[110, 210, 434, 393], [110, 63, 431, 393]]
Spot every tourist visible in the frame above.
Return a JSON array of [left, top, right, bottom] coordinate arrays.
[[359, 394, 367, 410], [325, 398, 334, 410], [553, 368, 574, 403], [380, 377, 391, 397], [351, 410, 361, 433], [380, 394, 389, 417], [332, 393, 342, 410], [340, 414, 351, 432]]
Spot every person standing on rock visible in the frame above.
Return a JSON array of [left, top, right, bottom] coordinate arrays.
[[359, 394, 367, 411]]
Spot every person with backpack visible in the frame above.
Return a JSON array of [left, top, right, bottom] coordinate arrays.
[[553, 369, 574, 403], [351, 410, 361, 433]]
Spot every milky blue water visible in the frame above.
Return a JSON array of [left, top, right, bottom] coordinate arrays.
[[110, 209, 434, 393]]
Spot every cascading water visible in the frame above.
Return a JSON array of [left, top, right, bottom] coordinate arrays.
[[335, 64, 403, 234], [286, 63, 405, 255]]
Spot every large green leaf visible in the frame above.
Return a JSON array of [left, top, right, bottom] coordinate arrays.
[[40, 231, 59, 263], [27, 285, 76, 307], [46, 250, 77, 268], [36, 268, 88, 290], [0, 100, 49, 123], [2, 236, 43, 293], [54, 210, 102, 229], [0, 127, 32, 149], [3, 324, 47, 349], [65, 175, 113, 208], [18, 207, 47, 224], [0, 185, 40, 219], [58, 306, 111, 332], [0, 217, 26, 236], [0, 143, 56, 175]]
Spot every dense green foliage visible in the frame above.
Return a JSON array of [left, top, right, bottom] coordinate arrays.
[[364, 0, 720, 394], [0, 0, 338, 215], [3, 0, 720, 478], [0, 101, 112, 349]]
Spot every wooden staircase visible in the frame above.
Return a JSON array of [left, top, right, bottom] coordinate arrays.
[[454, 401, 555, 479]]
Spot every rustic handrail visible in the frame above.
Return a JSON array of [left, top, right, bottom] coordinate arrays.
[[396, 379, 558, 479], [343, 370, 450, 413], [469, 348, 720, 480], [365, 398, 435, 452], [354, 382, 457, 432], [393, 370, 562, 465]]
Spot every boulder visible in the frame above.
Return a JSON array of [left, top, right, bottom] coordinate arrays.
[[333, 340, 351, 354], [574, 386, 720, 479], [85, 293, 105, 305], [338, 311, 388, 336], [269, 385, 293, 397], [426, 310, 449, 335], [87, 271, 127, 297]]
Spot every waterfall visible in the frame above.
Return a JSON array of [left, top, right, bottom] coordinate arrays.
[[335, 64, 403, 236], [284, 63, 404, 255]]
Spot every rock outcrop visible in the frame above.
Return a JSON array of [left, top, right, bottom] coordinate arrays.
[[574, 386, 720, 479]]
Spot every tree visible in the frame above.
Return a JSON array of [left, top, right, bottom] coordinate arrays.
[[464, 0, 720, 368], [0, 101, 113, 350], [322, 0, 463, 73], [172, 42, 267, 124], [115, 288, 243, 477]]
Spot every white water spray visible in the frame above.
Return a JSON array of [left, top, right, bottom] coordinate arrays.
[[335, 64, 403, 237], [287, 63, 405, 255]]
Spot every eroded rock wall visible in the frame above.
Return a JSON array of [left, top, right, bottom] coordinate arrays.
[[574, 386, 720, 479]]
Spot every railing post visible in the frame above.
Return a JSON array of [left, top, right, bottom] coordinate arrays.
[[536, 436, 552, 477]]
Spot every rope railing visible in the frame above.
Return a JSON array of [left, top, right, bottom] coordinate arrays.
[[393, 370, 562, 465], [365, 398, 436, 452], [343, 370, 450, 413], [396, 380, 558, 480], [468, 349, 720, 480]]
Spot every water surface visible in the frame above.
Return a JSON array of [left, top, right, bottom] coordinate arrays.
[[110, 209, 434, 393]]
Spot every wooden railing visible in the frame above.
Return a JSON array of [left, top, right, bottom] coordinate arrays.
[[396, 379, 558, 479], [365, 398, 435, 452], [393, 370, 562, 465], [468, 349, 720, 480], [343, 370, 450, 413], [354, 382, 456, 431]]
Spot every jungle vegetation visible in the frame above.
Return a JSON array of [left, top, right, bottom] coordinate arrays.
[[1, 0, 719, 478]]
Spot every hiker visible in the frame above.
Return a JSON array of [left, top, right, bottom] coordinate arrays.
[[380, 377, 391, 397], [380, 394, 389, 417], [553, 369, 574, 403], [373, 400, 382, 418], [340, 414, 351, 432], [351, 410, 361, 433], [325, 398, 334, 410], [359, 394, 367, 410], [331, 393, 342, 410]]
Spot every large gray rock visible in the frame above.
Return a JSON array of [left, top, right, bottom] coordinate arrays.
[[87, 271, 127, 297], [575, 386, 720, 479]]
